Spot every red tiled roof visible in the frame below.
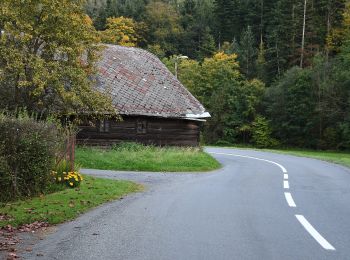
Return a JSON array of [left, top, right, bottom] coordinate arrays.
[[95, 44, 209, 119]]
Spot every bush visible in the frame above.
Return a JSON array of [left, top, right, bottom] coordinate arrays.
[[251, 116, 279, 148], [0, 113, 61, 201]]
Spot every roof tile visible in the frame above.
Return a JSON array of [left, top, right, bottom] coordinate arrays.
[[96, 45, 208, 119]]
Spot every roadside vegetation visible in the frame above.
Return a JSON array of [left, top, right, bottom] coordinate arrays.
[[0, 175, 141, 228], [0, 1, 141, 232], [0, 113, 141, 228], [0, 113, 60, 202], [76, 142, 221, 172], [214, 145, 350, 169], [267, 149, 350, 169]]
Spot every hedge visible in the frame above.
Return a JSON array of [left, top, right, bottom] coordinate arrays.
[[0, 114, 61, 202]]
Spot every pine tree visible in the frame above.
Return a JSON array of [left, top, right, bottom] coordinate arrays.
[[238, 26, 257, 78], [256, 40, 267, 82], [197, 27, 216, 60], [214, 0, 236, 45], [179, 0, 215, 59]]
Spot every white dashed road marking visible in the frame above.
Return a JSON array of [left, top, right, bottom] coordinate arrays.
[[209, 152, 288, 173], [296, 215, 335, 250], [284, 192, 296, 207], [209, 151, 335, 251]]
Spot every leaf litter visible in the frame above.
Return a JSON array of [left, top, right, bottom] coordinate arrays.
[[0, 220, 49, 259]]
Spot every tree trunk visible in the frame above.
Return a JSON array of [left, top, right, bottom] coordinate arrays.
[[326, 0, 331, 60], [260, 0, 264, 46], [300, 0, 307, 68], [276, 41, 281, 77], [292, 3, 296, 62]]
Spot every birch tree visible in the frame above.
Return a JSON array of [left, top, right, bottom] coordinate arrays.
[[300, 0, 307, 67]]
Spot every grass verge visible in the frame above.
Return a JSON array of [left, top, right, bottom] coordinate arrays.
[[75, 145, 221, 172], [0, 175, 142, 228], [211, 145, 350, 168], [265, 149, 350, 168]]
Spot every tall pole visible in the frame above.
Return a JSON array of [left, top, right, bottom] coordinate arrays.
[[174, 56, 188, 79], [300, 0, 307, 68], [175, 58, 178, 78], [260, 0, 264, 46]]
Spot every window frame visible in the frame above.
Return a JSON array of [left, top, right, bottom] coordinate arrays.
[[98, 119, 110, 133], [136, 120, 147, 134]]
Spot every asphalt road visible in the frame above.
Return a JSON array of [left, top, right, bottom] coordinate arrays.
[[22, 148, 350, 260]]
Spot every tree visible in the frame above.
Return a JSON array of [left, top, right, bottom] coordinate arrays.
[[100, 16, 139, 46], [148, 44, 166, 59], [144, 1, 183, 56], [179, 0, 216, 59], [173, 52, 265, 144], [327, 0, 349, 54], [197, 27, 216, 60], [214, 0, 236, 44], [265, 67, 315, 147], [251, 115, 279, 148], [300, 0, 307, 68], [0, 0, 114, 116], [238, 26, 257, 78], [85, 0, 148, 29], [256, 40, 267, 82], [330, 4, 350, 149], [340, 2, 350, 52], [264, 0, 298, 80]]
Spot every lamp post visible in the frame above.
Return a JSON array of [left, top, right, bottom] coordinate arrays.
[[174, 55, 188, 79]]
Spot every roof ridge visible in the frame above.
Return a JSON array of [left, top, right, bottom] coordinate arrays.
[[96, 44, 210, 119]]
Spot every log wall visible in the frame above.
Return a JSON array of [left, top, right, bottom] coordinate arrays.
[[77, 116, 202, 147]]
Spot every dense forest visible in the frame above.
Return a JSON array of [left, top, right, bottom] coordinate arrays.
[[85, 0, 350, 150]]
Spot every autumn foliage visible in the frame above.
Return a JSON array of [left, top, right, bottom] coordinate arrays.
[[0, 0, 115, 117], [100, 16, 139, 46]]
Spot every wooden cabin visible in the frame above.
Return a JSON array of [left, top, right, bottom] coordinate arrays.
[[77, 45, 210, 147]]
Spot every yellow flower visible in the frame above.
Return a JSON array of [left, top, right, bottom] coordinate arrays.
[[58, 177, 61, 181], [69, 182, 74, 186]]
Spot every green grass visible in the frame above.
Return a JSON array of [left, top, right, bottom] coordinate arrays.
[[75, 145, 221, 172], [211, 145, 350, 168], [265, 149, 350, 168], [0, 175, 142, 227]]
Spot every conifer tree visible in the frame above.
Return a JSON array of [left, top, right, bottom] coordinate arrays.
[[256, 41, 267, 82], [214, 0, 236, 44], [238, 26, 257, 78], [197, 27, 216, 60]]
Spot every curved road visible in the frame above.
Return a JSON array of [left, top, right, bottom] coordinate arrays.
[[23, 148, 350, 260]]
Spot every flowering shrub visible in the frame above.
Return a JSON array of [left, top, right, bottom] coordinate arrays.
[[52, 171, 83, 188], [52, 159, 83, 188]]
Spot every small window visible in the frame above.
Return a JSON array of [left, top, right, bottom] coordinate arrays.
[[98, 120, 110, 133], [137, 120, 147, 134]]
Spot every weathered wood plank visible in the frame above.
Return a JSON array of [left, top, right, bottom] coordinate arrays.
[[77, 115, 203, 147]]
